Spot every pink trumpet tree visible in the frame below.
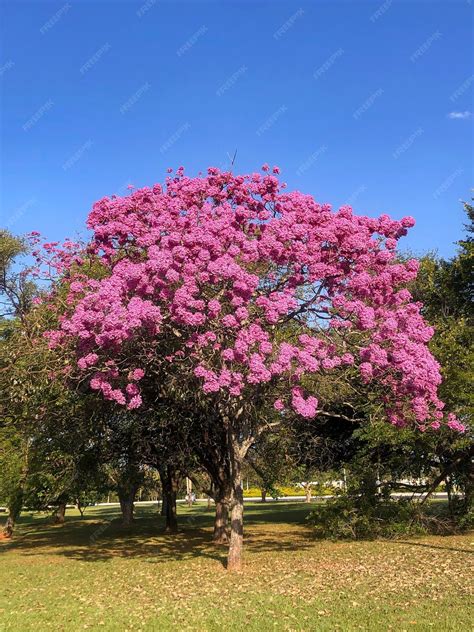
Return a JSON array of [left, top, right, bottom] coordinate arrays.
[[43, 165, 463, 570]]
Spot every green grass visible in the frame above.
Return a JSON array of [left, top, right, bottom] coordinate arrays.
[[1, 502, 472, 631]]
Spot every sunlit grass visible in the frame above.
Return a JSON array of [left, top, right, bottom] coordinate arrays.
[[1, 502, 472, 630]]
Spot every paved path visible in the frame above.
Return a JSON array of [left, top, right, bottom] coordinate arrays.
[[93, 492, 448, 508]]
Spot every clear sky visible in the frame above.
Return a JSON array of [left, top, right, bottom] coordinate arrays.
[[1, 0, 472, 258]]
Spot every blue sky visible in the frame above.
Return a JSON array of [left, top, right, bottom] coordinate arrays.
[[1, 0, 472, 258]]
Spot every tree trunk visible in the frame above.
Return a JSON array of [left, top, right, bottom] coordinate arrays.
[[118, 485, 137, 527], [159, 465, 179, 533], [53, 502, 67, 524], [160, 495, 167, 516], [2, 512, 16, 539], [119, 495, 134, 526], [305, 486, 312, 503], [165, 469, 178, 533], [461, 468, 473, 518], [165, 491, 178, 533], [227, 441, 244, 571], [186, 477, 193, 506], [213, 500, 229, 543], [2, 488, 24, 538], [2, 444, 29, 539], [445, 476, 454, 518], [261, 488, 267, 503], [227, 485, 244, 571]]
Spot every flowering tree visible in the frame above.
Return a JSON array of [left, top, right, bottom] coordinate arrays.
[[43, 166, 463, 570]]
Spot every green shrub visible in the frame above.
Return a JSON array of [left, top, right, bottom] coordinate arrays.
[[307, 493, 461, 540]]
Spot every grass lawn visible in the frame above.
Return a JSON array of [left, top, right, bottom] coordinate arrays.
[[0, 502, 472, 631]]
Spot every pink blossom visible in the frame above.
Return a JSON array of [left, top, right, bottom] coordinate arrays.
[[447, 413, 466, 433], [291, 388, 318, 419], [130, 368, 145, 381], [127, 394, 143, 409], [40, 166, 454, 430], [77, 353, 99, 369], [274, 399, 285, 411]]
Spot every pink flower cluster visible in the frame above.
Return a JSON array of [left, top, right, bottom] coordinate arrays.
[[43, 166, 463, 431]]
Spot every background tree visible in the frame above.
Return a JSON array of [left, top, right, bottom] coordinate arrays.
[[246, 432, 295, 502], [0, 230, 35, 322], [0, 231, 36, 536]]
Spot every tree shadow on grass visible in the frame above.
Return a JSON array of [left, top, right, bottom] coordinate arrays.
[[395, 539, 474, 555], [242, 504, 312, 526], [0, 510, 315, 569], [1, 519, 223, 565]]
